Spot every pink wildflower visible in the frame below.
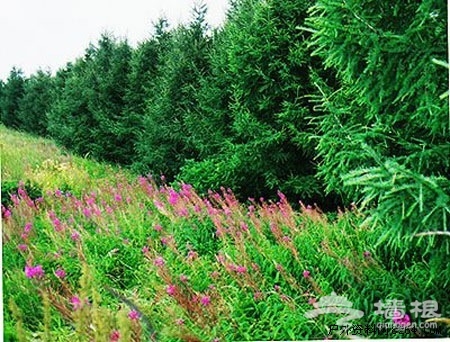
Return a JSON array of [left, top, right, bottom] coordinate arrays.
[[180, 274, 189, 283], [200, 295, 211, 306], [393, 310, 411, 326], [187, 250, 198, 261], [303, 270, 311, 278], [82, 208, 91, 218], [154, 256, 165, 267], [55, 268, 66, 279], [128, 310, 140, 321], [274, 285, 281, 292], [363, 251, 371, 258], [176, 318, 185, 325], [114, 194, 122, 202], [18, 244, 27, 251], [168, 189, 179, 206], [71, 231, 80, 241], [71, 296, 82, 310], [240, 222, 248, 231], [55, 189, 62, 197], [166, 284, 176, 296], [24, 222, 32, 233], [236, 265, 247, 274], [154, 224, 163, 231], [254, 291, 263, 301], [110, 330, 120, 342], [142, 246, 149, 254], [25, 264, 44, 279]]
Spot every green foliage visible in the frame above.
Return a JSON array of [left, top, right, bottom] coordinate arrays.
[[178, 0, 336, 205], [17, 69, 55, 136], [1, 180, 43, 208], [0, 67, 26, 128], [135, 5, 212, 179], [307, 0, 449, 253]]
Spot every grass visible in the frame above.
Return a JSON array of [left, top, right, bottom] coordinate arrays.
[[1, 125, 449, 341]]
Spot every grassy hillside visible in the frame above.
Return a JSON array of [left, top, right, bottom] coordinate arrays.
[[1, 126, 449, 341]]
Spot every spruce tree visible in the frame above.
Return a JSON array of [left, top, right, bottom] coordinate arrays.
[[135, 5, 211, 179], [0, 67, 26, 129], [17, 69, 55, 136], [307, 0, 449, 254]]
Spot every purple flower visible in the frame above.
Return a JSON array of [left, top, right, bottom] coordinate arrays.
[[55, 268, 66, 279], [25, 264, 44, 279], [128, 309, 140, 321], [200, 295, 211, 306], [303, 270, 311, 278], [154, 256, 165, 267]]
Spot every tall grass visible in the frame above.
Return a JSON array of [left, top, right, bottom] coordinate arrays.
[[2, 126, 448, 340]]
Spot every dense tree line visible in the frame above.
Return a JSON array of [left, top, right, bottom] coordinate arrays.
[[1, 0, 448, 240]]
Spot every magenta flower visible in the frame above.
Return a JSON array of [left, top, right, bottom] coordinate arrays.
[[142, 246, 149, 254], [110, 330, 120, 342], [71, 296, 82, 310], [114, 194, 122, 202], [236, 265, 247, 274], [128, 309, 140, 321], [168, 189, 179, 206], [18, 244, 27, 251], [71, 231, 80, 241], [200, 295, 211, 306], [154, 224, 163, 231], [55, 189, 62, 197], [55, 268, 66, 279], [393, 310, 411, 326], [24, 222, 32, 233], [166, 284, 176, 296], [303, 270, 311, 278], [25, 264, 44, 279]]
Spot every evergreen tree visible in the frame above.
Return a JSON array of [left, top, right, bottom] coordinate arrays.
[[123, 18, 171, 166], [135, 5, 211, 179], [17, 69, 55, 136], [0, 67, 26, 128], [307, 0, 449, 253], [180, 0, 330, 204]]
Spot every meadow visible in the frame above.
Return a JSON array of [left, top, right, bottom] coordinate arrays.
[[2, 125, 449, 341]]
